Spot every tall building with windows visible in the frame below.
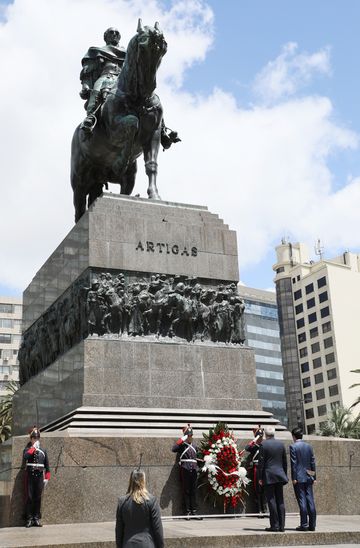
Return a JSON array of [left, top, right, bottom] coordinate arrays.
[[0, 297, 22, 396], [237, 285, 287, 426], [273, 241, 360, 433]]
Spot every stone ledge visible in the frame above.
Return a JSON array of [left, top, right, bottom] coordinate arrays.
[[1, 515, 360, 547]]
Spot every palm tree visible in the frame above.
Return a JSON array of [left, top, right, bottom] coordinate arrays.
[[0, 381, 19, 443], [319, 405, 360, 439], [349, 369, 360, 410]]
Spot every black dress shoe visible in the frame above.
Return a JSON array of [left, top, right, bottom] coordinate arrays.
[[296, 526, 309, 531], [309, 527, 316, 531], [191, 512, 203, 520], [265, 527, 279, 532], [25, 519, 33, 528], [33, 518, 42, 527], [279, 528, 285, 532]]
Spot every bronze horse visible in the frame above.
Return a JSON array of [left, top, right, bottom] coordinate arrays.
[[71, 21, 172, 222]]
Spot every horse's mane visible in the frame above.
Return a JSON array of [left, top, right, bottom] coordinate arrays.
[[116, 34, 139, 98]]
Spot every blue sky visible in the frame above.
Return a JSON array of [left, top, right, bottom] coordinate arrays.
[[1, 0, 360, 296]]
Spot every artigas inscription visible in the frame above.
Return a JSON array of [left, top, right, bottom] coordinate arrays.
[[136, 241, 198, 257]]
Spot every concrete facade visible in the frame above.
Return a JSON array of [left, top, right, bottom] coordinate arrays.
[[273, 241, 360, 433], [0, 296, 22, 396], [238, 285, 287, 426]]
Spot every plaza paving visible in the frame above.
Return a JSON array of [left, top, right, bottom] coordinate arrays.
[[0, 514, 360, 547]]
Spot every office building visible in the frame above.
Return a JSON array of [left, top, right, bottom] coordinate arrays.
[[238, 285, 287, 426], [0, 297, 22, 397], [273, 241, 360, 433]]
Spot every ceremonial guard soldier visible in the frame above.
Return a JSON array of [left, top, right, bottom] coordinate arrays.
[[245, 425, 267, 516], [23, 427, 50, 527], [172, 424, 201, 518]]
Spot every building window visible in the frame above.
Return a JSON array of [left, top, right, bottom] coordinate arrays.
[[0, 334, 12, 344], [306, 408, 314, 419], [14, 319, 22, 327], [0, 319, 13, 328], [295, 303, 303, 314], [308, 312, 317, 324], [317, 276, 327, 288], [277, 267, 285, 274], [324, 336, 333, 349], [294, 289, 302, 300], [325, 353, 335, 365], [315, 372, 324, 384], [301, 362, 309, 373], [310, 327, 318, 339], [297, 318, 305, 329], [302, 377, 311, 388], [0, 366, 10, 375], [0, 304, 13, 313], [329, 385, 339, 397], [322, 321, 331, 333], [319, 291, 328, 303], [297, 275, 300, 281], [327, 368, 337, 380], [311, 342, 320, 353], [305, 283, 314, 294], [307, 297, 316, 309], [317, 404, 327, 416], [313, 357, 322, 369], [316, 388, 325, 400], [304, 392, 313, 403], [321, 306, 330, 319], [299, 347, 308, 358], [307, 424, 315, 434], [298, 332, 306, 343]]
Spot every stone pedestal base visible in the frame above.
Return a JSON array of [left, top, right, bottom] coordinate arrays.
[[1, 434, 360, 527], [13, 340, 261, 435]]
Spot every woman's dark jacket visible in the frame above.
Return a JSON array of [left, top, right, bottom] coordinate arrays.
[[115, 494, 164, 548]]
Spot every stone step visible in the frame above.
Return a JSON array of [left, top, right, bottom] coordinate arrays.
[[1, 515, 359, 547], [41, 406, 287, 434]]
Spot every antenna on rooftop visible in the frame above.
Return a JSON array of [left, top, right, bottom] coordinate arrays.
[[314, 238, 324, 261]]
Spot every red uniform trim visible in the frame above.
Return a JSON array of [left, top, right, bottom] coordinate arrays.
[[45, 472, 51, 480], [26, 447, 36, 455]]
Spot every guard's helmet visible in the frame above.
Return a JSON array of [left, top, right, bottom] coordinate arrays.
[[29, 427, 41, 440]]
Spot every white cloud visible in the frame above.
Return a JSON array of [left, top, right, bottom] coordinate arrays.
[[253, 42, 331, 103], [0, 0, 359, 294]]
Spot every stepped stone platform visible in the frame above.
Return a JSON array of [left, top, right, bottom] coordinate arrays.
[[1, 515, 360, 547]]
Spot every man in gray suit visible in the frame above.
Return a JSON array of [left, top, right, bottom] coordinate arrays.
[[290, 427, 317, 531], [258, 425, 288, 532]]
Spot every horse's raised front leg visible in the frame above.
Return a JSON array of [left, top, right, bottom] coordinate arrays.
[[143, 128, 161, 200]]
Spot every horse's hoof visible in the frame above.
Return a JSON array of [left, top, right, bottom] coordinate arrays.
[[148, 191, 161, 200]]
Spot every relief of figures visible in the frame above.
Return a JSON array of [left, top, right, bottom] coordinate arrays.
[[19, 272, 246, 384]]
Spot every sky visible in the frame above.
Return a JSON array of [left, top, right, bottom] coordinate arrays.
[[1, 0, 360, 297]]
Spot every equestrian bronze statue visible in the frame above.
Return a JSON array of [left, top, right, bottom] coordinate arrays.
[[71, 20, 180, 222]]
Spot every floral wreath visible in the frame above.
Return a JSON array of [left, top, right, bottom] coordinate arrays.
[[198, 422, 250, 510]]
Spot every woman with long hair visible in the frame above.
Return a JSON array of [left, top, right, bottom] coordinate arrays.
[[115, 469, 164, 548]]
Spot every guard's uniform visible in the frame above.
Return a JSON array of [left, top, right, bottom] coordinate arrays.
[[23, 442, 50, 524], [172, 437, 198, 515]]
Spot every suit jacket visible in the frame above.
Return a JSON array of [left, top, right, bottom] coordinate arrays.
[[258, 438, 288, 485], [115, 494, 164, 548], [289, 439, 316, 483]]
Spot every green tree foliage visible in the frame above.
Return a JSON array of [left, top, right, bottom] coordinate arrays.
[[0, 381, 19, 443], [349, 369, 360, 410], [319, 405, 360, 439]]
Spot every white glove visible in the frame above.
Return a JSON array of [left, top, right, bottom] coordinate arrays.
[[43, 479, 49, 488], [181, 434, 188, 442], [34, 441, 40, 450]]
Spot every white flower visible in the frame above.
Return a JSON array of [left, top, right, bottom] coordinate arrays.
[[237, 467, 247, 479]]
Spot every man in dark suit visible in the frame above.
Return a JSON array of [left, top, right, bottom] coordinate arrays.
[[258, 425, 288, 532], [290, 427, 317, 532]]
